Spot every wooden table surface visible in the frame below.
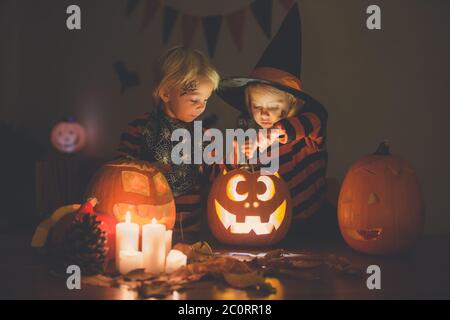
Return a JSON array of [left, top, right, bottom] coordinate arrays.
[[1, 228, 449, 300]]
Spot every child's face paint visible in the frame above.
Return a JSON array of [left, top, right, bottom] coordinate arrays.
[[161, 78, 214, 123], [248, 86, 291, 129]]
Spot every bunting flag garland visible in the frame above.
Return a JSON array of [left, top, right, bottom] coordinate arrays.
[[162, 5, 179, 44], [226, 7, 247, 52], [139, 0, 162, 32], [250, 0, 273, 39], [126, 0, 141, 16], [278, 0, 296, 12], [202, 15, 223, 57], [181, 14, 200, 47], [126, 0, 297, 56]]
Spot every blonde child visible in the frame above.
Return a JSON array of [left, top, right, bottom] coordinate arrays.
[[117, 46, 220, 239], [217, 4, 333, 236]]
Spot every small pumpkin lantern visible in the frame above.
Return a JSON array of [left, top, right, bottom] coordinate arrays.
[[208, 168, 292, 246], [338, 141, 425, 255], [50, 115, 87, 154], [85, 159, 176, 229]]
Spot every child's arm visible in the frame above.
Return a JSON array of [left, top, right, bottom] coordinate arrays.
[[116, 115, 148, 159], [275, 99, 328, 146]]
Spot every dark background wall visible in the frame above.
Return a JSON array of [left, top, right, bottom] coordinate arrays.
[[1, 0, 449, 234]]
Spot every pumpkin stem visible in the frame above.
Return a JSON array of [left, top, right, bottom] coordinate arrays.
[[373, 140, 391, 155], [64, 115, 76, 123]]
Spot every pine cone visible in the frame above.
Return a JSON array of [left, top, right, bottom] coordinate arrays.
[[51, 214, 109, 276]]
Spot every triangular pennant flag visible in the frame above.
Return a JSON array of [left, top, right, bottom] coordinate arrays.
[[162, 6, 179, 44], [278, 0, 296, 12], [182, 14, 199, 47], [126, 0, 141, 16], [202, 15, 223, 57], [250, 0, 273, 39], [226, 8, 247, 52], [140, 0, 161, 31]]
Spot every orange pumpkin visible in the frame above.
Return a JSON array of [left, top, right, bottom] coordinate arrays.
[[50, 116, 87, 153], [338, 142, 424, 255], [208, 168, 292, 246], [85, 159, 176, 229]]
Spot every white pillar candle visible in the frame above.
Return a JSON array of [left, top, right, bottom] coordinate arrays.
[[115, 212, 139, 270], [165, 230, 173, 256], [165, 249, 187, 274], [118, 250, 143, 275], [142, 218, 166, 274]]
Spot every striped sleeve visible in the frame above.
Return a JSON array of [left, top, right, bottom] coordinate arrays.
[[277, 99, 328, 145], [174, 193, 202, 230], [116, 114, 149, 160]]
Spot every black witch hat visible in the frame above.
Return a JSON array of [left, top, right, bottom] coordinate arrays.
[[218, 3, 317, 112]]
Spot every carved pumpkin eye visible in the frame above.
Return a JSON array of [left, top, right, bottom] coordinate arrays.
[[226, 174, 248, 201], [257, 175, 275, 202]]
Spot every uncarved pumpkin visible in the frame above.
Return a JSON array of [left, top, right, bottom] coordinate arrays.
[[338, 142, 424, 255], [208, 168, 292, 246], [85, 159, 176, 229]]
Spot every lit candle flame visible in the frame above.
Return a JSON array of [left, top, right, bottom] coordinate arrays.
[[125, 211, 131, 223], [151, 217, 157, 225]]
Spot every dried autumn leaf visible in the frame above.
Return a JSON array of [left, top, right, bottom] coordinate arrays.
[[228, 259, 253, 274], [137, 282, 183, 299], [264, 249, 285, 260], [191, 241, 213, 256], [261, 257, 291, 270], [223, 271, 265, 289], [290, 260, 323, 269], [255, 282, 277, 295], [167, 272, 206, 284], [124, 269, 155, 281], [173, 243, 194, 259], [82, 274, 116, 287], [277, 269, 321, 281]]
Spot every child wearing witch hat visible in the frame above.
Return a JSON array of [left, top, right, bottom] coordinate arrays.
[[217, 4, 338, 240]]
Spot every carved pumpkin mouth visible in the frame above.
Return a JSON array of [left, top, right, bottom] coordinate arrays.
[[348, 228, 383, 241], [59, 136, 79, 151], [113, 202, 175, 226], [214, 200, 286, 235]]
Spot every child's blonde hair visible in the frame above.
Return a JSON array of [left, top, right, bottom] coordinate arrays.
[[153, 46, 220, 104], [245, 83, 303, 118]]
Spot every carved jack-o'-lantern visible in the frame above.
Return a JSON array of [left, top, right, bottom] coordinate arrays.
[[85, 159, 176, 229], [208, 168, 292, 246], [338, 142, 424, 255], [50, 116, 87, 154]]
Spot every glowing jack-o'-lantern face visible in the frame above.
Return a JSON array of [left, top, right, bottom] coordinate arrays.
[[338, 142, 424, 255], [50, 116, 87, 154], [85, 159, 176, 229], [208, 168, 292, 246]]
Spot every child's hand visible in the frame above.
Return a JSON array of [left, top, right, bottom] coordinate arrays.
[[273, 124, 288, 144], [242, 140, 259, 159], [257, 128, 285, 152], [234, 139, 258, 160], [234, 128, 284, 160]]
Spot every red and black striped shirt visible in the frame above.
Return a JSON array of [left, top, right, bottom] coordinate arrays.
[[211, 98, 328, 221]]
